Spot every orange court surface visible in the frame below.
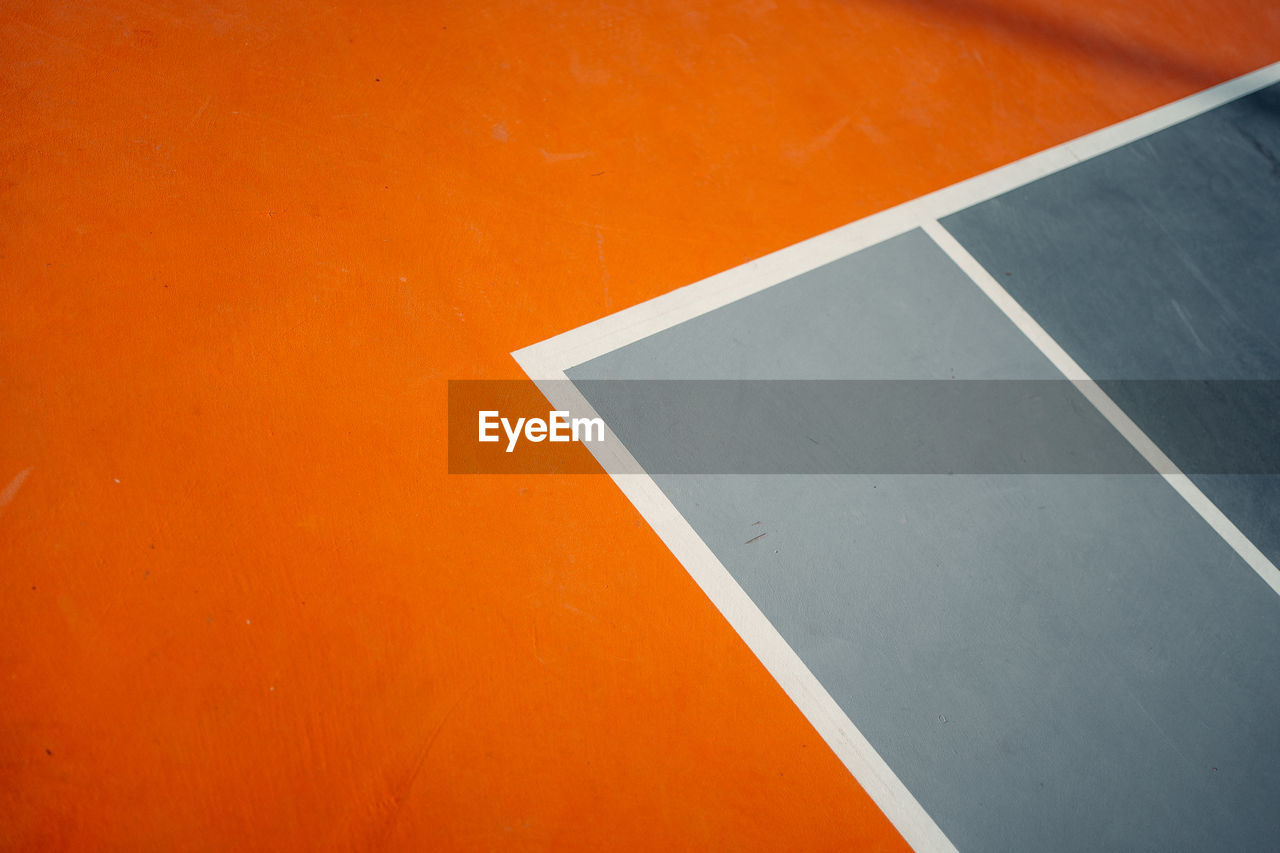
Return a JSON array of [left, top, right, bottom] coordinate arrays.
[[3, 0, 1280, 849]]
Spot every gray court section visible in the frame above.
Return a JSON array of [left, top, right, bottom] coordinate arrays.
[[567, 230, 1280, 851], [942, 82, 1280, 565], [568, 380, 1156, 474]]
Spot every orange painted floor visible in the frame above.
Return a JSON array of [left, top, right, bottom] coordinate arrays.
[[2, 1, 1278, 848]]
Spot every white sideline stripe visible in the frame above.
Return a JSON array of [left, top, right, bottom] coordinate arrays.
[[510, 61, 1280, 853], [513, 61, 1280, 371], [512, 361, 958, 853], [925, 221, 1280, 597]]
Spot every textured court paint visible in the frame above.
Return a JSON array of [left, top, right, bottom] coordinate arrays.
[[942, 82, 1280, 567], [6, 0, 1280, 848], [569, 231, 1280, 850]]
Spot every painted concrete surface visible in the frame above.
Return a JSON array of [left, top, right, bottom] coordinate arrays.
[[9, 0, 1280, 847], [569, 231, 1280, 850], [943, 82, 1280, 566]]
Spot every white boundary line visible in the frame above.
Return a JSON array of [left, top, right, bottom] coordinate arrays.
[[511, 61, 1280, 852]]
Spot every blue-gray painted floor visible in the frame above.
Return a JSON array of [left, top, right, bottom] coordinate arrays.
[[567, 84, 1280, 850]]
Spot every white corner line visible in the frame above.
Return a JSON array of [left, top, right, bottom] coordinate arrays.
[[923, 220, 1280, 598], [512, 60, 1280, 374], [510, 352, 958, 853]]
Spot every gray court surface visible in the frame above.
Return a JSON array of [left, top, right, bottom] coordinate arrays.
[[568, 229, 1280, 846], [943, 81, 1280, 567]]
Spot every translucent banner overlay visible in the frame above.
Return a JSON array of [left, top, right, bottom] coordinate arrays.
[[448, 380, 1280, 475]]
